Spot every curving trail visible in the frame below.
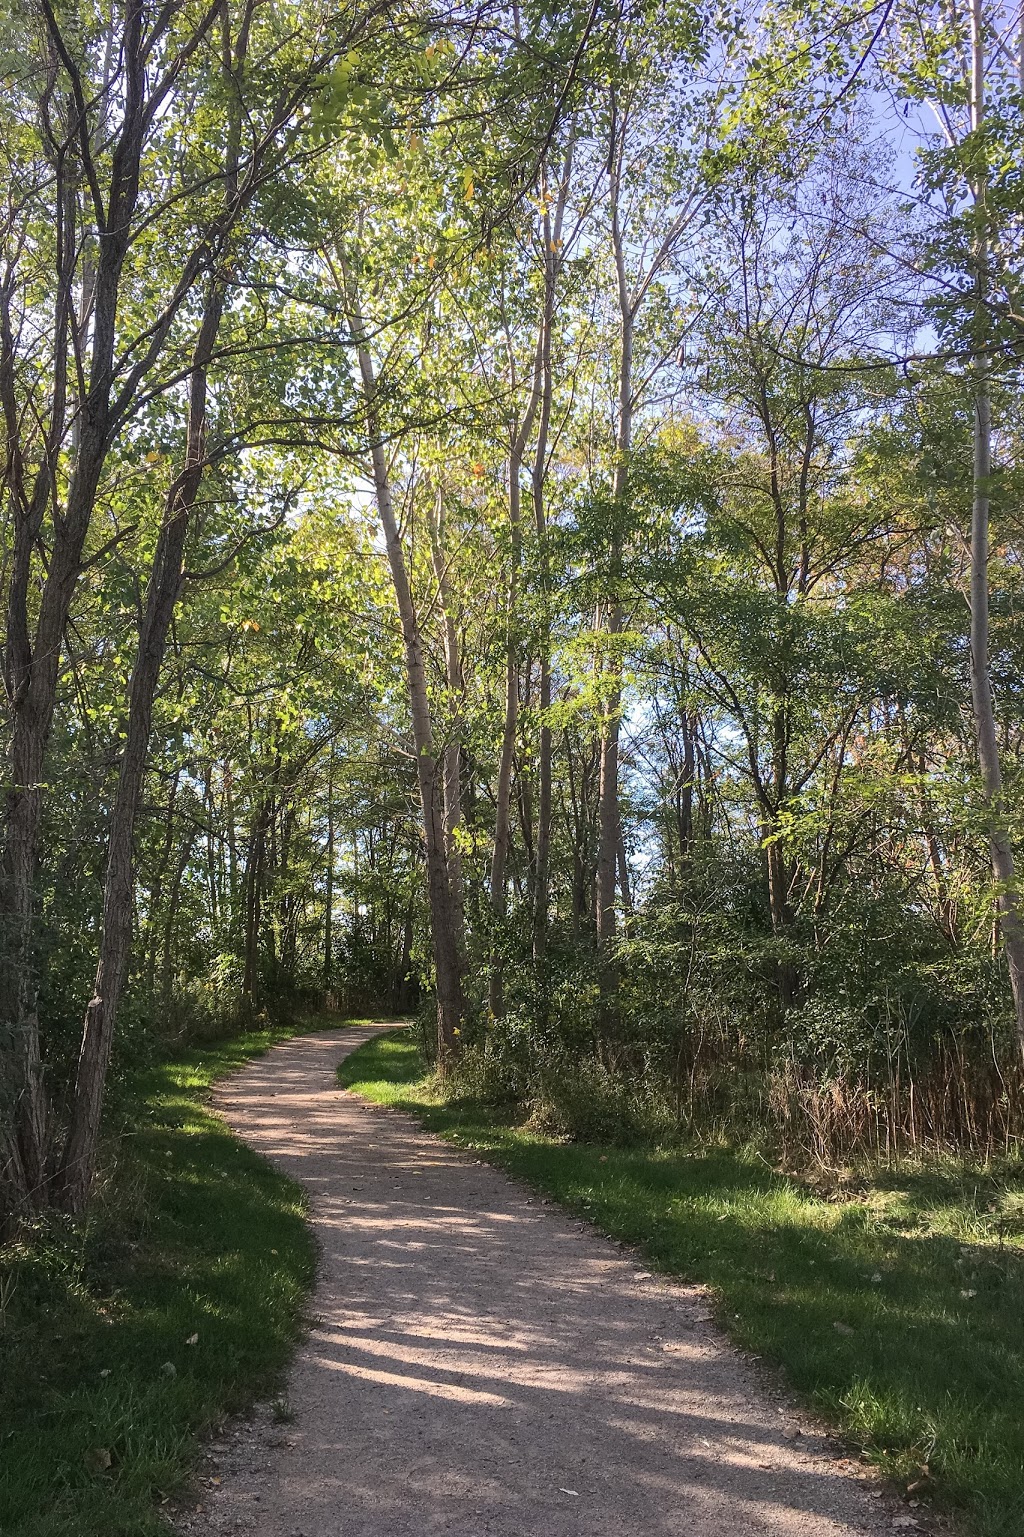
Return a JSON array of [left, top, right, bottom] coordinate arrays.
[[178, 1024, 905, 1537]]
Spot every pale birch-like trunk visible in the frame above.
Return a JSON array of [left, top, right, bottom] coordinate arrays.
[[324, 749, 335, 992], [967, 0, 1024, 1060], [349, 321, 464, 1061], [427, 489, 466, 950], [532, 144, 574, 966], [595, 122, 633, 959], [489, 149, 573, 1005]]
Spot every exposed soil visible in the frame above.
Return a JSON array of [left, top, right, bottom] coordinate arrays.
[[173, 1024, 935, 1537]]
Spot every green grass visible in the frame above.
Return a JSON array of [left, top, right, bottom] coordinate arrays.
[[0, 1013, 367, 1537], [339, 1031, 1024, 1537]]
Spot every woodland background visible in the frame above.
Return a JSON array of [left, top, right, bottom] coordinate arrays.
[[4, 0, 1024, 1226]]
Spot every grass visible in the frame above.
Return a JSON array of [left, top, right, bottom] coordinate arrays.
[[0, 1012, 370, 1537], [339, 1030, 1024, 1537]]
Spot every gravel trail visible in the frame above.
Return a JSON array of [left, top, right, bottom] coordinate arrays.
[[177, 1024, 917, 1537]]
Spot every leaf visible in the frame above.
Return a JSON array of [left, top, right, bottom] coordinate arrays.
[[185, 1332, 199, 1346], [84, 1447, 112, 1473], [161, 1360, 177, 1377], [833, 1321, 855, 1336]]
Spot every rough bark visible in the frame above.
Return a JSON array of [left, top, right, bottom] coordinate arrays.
[[56, 0, 257, 1209], [63, 265, 225, 1204], [0, 1, 155, 1218]]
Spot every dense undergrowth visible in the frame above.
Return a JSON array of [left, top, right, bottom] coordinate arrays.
[[340, 1028, 1024, 1537], [0, 1017, 345, 1537], [467, 889, 1024, 1167]]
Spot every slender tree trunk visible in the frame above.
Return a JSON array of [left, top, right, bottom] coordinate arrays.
[[0, 52, 145, 1218], [595, 113, 633, 974], [677, 708, 696, 860], [0, 0, 231, 1222], [60, 273, 225, 1209], [967, 0, 1024, 1059], [205, 769, 220, 931], [324, 749, 334, 994], [146, 770, 179, 995], [242, 810, 267, 1008], [225, 764, 239, 939], [617, 828, 633, 917], [595, 639, 623, 951], [427, 490, 466, 953], [532, 292, 556, 968], [488, 317, 546, 1015], [347, 310, 463, 1062], [160, 828, 196, 1013]]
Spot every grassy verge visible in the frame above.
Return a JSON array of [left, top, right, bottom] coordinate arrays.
[[0, 1012, 366, 1537], [339, 1031, 1024, 1537]]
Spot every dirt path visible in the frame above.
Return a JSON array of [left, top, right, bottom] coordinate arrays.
[[177, 1024, 913, 1537]]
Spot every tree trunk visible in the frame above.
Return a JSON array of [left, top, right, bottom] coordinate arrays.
[[489, 300, 549, 1014], [324, 749, 335, 993], [349, 316, 463, 1063], [58, 240, 227, 1209], [242, 813, 267, 1009], [0, 5, 151, 1218], [427, 490, 466, 955], [0, 0, 231, 1223], [160, 827, 197, 1014], [595, 110, 634, 974], [967, 0, 1024, 1060]]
